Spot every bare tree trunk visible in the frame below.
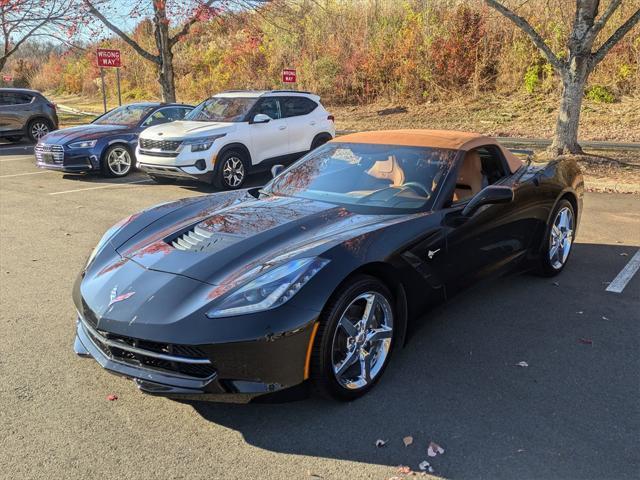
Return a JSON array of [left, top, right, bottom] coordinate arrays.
[[551, 56, 590, 155], [153, 3, 176, 103]]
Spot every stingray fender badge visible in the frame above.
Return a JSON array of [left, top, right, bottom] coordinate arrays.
[[109, 286, 135, 307], [427, 248, 440, 260]]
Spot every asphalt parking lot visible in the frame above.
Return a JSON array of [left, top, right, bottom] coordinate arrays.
[[1, 144, 639, 480]]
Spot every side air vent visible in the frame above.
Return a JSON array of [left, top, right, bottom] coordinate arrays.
[[170, 225, 242, 253]]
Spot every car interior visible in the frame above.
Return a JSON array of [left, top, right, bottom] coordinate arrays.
[[451, 146, 511, 203], [273, 145, 455, 210]]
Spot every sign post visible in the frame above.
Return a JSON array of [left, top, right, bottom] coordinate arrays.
[[96, 48, 122, 111], [282, 68, 296, 84], [99, 68, 107, 113], [115, 67, 122, 106]]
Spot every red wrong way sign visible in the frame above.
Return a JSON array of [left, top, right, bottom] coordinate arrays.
[[97, 48, 121, 68], [282, 68, 296, 83], [2, 74, 13, 82]]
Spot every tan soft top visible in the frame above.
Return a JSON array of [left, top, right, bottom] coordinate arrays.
[[332, 129, 523, 173]]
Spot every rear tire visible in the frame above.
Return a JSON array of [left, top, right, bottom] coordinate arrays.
[[311, 275, 396, 401], [27, 118, 52, 142], [311, 133, 332, 150], [213, 149, 248, 190], [537, 199, 575, 277]]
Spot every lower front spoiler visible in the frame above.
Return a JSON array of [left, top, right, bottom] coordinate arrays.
[[36, 161, 94, 173], [73, 320, 307, 402], [137, 162, 214, 183]]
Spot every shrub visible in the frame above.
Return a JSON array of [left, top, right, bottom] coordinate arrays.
[[585, 85, 616, 103]]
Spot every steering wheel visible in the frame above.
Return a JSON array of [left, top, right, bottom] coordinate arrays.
[[402, 181, 431, 198]]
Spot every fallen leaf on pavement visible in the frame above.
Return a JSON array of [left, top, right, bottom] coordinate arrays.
[[620, 252, 628, 256], [375, 439, 387, 448], [403, 436, 413, 447], [576, 311, 583, 314], [552, 282, 560, 286], [516, 361, 529, 367], [578, 338, 593, 345], [427, 441, 445, 457], [602, 316, 609, 320], [107, 394, 118, 401], [397, 465, 412, 474], [418, 461, 430, 471]]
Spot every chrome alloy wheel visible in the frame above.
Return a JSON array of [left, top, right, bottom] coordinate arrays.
[[331, 292, 394, 390], [549, 206, 574, 270], [222, 156, 245, 187], [107, 147, 132, 176], [31, 121, 50, 140]]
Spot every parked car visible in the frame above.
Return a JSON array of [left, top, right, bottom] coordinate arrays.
[[73, 129, 583, 402], [35, 102, 193, 177], [136, 90, 335, 189], [0, 88, 59, 142]]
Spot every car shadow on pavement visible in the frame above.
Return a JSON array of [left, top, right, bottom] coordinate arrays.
[[187, 243, 639, 479]]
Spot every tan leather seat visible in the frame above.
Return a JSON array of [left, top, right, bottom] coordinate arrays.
[[367, 156, 405, 186], [453, 150, 483, 201]]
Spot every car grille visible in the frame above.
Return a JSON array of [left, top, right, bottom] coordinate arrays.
[[80, 316, 216, 379], [139, 138, 182, 151], [169, 225, 242, 253], [35, 143, 64, 163]]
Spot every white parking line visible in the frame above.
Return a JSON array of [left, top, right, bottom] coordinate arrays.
[[0, 157, 32, 162], [0, 171, 50, 178], [49, 179, 152, 195], [606, 249, 640, 294]]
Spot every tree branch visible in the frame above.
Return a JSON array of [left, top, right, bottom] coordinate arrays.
[[485, 0, 565, 73], [591, 0, 622, 35], [170, 0, 216, 47], [84, 0, 160, 64], [591, 7, 640, 66]]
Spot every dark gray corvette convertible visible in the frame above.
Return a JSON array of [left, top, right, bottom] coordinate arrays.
[[73, 129, 583, 401]]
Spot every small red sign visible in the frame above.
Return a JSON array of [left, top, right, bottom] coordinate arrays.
[[282, 68, 296, 83], [2, 74, 13, 82], [97, 48, 121, 68]]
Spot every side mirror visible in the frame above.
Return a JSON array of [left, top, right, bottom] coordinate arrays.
[[271, 164, 284, 178], [461, 185, 514, 216], [251, 113, 271, 124]]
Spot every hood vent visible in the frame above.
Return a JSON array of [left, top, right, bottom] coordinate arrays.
[[169, 224, 242, 253]]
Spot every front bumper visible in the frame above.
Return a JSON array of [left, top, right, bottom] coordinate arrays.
[[136, 147, 215, 183], [73, 306, 319, 400], [35, 144, 99, 173]]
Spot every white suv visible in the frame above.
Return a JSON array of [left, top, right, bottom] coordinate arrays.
[[136, 90, 335, 189]]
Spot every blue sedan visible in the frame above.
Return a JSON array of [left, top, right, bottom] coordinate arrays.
[[35, 102, 193, 177]]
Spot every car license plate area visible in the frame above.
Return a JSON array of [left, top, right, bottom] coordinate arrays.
[[43, 153, 55, 163]]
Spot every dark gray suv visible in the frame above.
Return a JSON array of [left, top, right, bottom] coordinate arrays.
[[0, 88, 59, 143]]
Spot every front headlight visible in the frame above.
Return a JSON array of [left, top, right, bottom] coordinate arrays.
[[68, 139, 97, 149], [206, 257, 329, 318], [183, 134, 226, 152]]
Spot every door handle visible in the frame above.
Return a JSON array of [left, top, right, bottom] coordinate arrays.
[[279, 125, 286, 130]]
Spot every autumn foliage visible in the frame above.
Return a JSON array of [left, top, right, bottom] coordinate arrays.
[[22, 0, 640, 105]]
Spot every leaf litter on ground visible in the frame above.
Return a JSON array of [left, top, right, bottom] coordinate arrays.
[[427, 441, 445, 457]]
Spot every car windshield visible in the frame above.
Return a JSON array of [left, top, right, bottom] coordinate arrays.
[[94, 105, 155, 126], [186, 97, 256, 122], [267, 143, 456, 212]]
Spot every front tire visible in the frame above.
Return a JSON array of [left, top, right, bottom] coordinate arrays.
[[214, 149, 248, 190], [311, 275, 395, 401], [102, 144, 133, 177], [538, 199, 575, 276]]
